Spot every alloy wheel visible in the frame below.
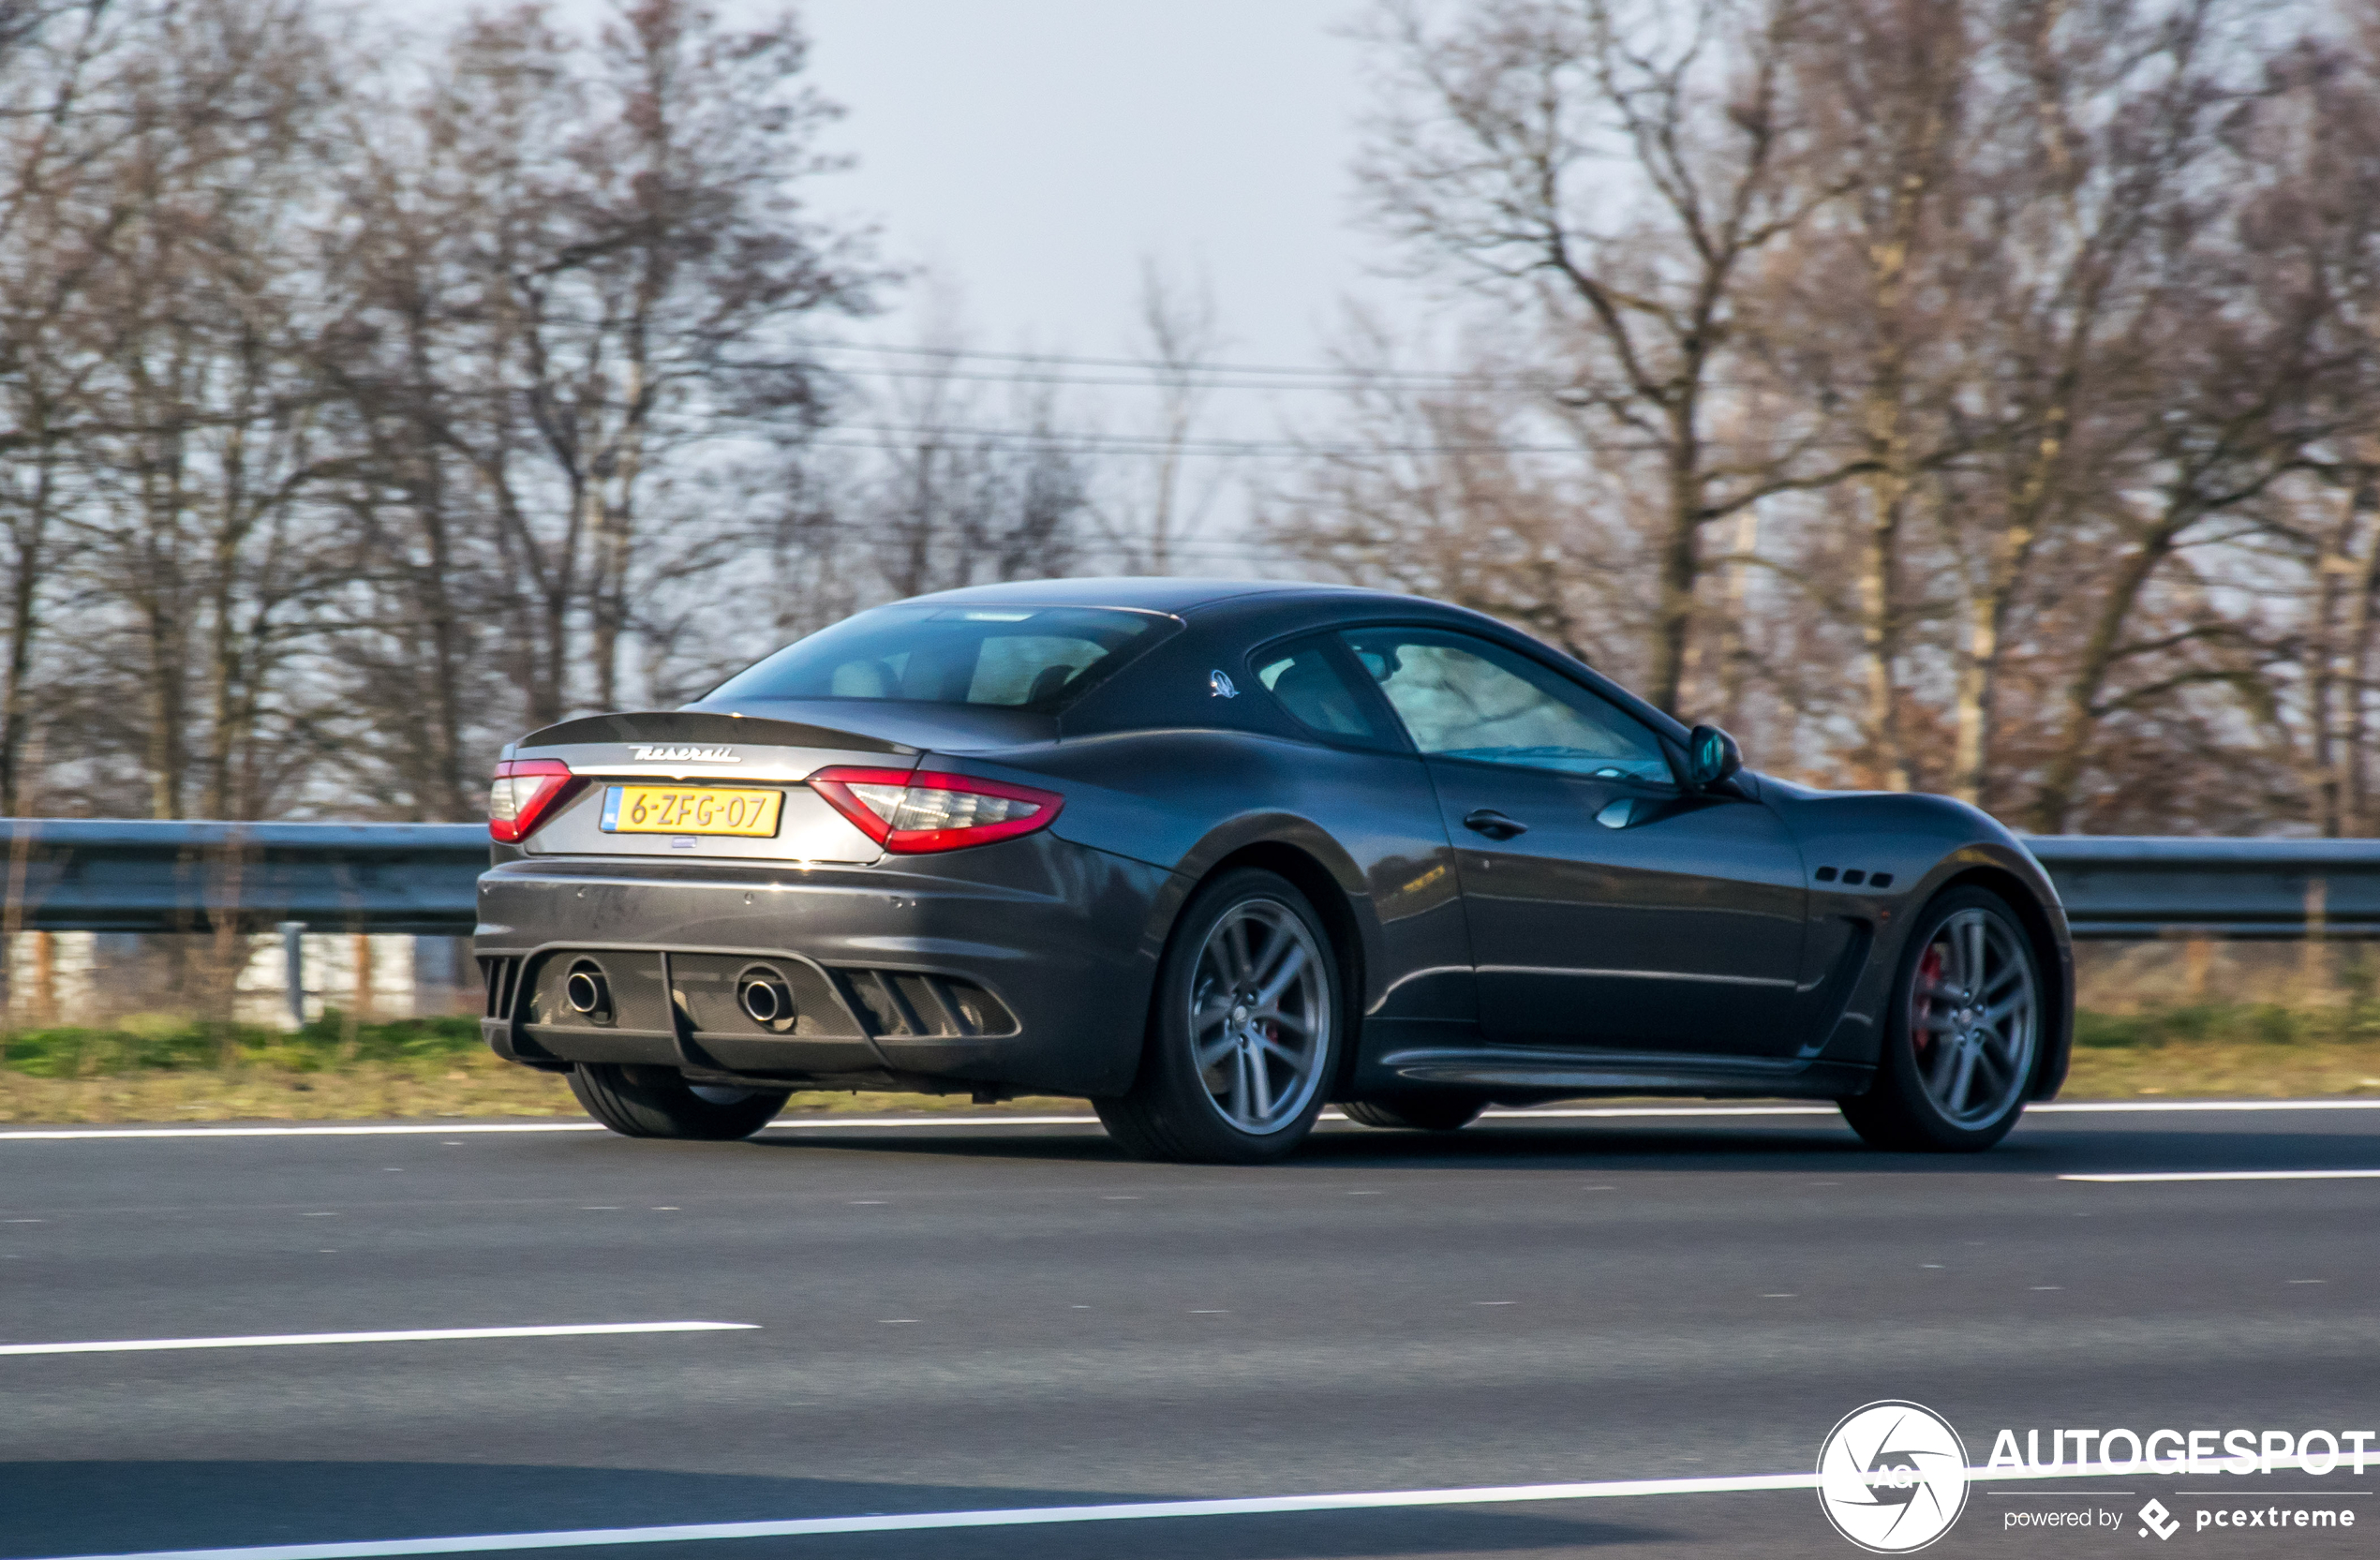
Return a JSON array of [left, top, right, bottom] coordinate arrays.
[[1189, 899, 1331, 1135], [1909, 907, 2039, 1128]]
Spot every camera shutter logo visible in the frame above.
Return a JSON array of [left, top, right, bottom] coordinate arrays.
[[1817, 1400, 1970, 1553]]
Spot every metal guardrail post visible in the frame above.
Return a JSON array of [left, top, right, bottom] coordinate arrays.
[[278, 921, 305, 1027]]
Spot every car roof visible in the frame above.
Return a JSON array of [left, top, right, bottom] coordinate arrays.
[[897, 576, 1410, 617]]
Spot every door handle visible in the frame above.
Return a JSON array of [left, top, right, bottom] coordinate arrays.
[[1463, 809, 1527, 840]]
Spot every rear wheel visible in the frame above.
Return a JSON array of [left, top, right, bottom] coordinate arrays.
[[1839, 887, 2042, 1152], [569, 1063, 790, 1141], [1096, 869, 1341, 1165], [1343, 1094, 1483, 1132]]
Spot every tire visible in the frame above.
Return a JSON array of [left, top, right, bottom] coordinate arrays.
[[1096, 868, 1342, 1165], [568, 1063, 790, 1141], [1839, 886, 2044, 1152], [1343, 1094, 1484, 1132]]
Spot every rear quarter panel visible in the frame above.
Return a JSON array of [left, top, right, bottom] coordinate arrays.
[[940, 727, 1474, 1041]]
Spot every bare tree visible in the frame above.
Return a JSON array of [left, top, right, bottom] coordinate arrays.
[[1355, 0, 1875, 715], [339, 0, 873, 733], [1093, 260, 1225, 573], [858, 335, 1089, 599]]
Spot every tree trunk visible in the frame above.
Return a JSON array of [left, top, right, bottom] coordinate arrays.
[[2029, 529, 2176, 832], [1646, 411, 1705, 717], [0, 434, 55, 816], [1950, 412, 2066, 807]]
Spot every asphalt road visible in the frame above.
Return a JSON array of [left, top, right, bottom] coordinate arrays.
[[3, 1102, 2378, 1560]]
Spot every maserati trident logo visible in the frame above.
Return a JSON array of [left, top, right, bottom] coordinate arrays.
[[1817, 1401, 1969, 1553], [631, 745, 741, 763]]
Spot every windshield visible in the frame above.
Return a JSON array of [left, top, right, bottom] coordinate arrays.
[[707, 604, 1172, 709]]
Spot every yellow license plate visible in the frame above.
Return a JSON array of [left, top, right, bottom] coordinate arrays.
[[601, 785, 783, 837]]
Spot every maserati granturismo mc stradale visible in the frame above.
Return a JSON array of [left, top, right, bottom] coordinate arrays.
[[473, 579, 2073, 1162]]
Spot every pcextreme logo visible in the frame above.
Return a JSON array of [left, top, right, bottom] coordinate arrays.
[[1817, 1400, 1970, 1553]]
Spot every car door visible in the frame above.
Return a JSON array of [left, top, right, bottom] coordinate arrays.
[[1340, 626, 1809, 1059]]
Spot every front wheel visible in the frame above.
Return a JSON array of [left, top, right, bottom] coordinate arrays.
[[569, 1064, 790, 1141], [1096, 869, 1341, 1165], [1840, 887, 2043, 1152]]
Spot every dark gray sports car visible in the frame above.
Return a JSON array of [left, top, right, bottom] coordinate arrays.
[[474, 578, 2072, 1161]]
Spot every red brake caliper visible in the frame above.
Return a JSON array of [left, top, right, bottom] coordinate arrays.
[[1912, 945, 1945, 1063]]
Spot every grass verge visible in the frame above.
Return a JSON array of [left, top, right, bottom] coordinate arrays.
[[0, 1014, 1085, 1123], [1, 1005, 2376, 1123]]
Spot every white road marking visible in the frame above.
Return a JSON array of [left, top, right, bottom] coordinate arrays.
[[2031, 1099, 2380, 1113], [2060, 1168, 2380, 1182], [0, 1123, 612, 1140], [0, 1321, 755, 1357], [1480, 1106, 1836, 1119], [0, 1097, 2373, 1146], [21, 1460, 2219, 1560]]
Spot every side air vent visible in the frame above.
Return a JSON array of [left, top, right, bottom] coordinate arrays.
[[834, 968, 1018, 1039], [479, 957, 522, 1020]]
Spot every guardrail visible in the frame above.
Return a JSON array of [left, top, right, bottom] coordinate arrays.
[[2022, 836, 2380, 940], [0, 820, 2374, 941], [0, 821, 487, 936]]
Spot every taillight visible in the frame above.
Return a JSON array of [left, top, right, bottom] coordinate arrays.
[[488, 759, 579, 843], [809, 766, 1064, 854]]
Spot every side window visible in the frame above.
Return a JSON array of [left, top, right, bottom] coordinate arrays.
[[1340, 628, 1672, 783], [1252, 637, 1399, 748]]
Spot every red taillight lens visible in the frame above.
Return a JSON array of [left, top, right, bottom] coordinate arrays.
[[809, 766, 1064, 854], [488, 759, 579, 843]]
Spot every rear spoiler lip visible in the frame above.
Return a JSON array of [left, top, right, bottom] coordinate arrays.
[[512, 709, 916, 757]]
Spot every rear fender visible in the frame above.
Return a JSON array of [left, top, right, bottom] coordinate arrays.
[[1138, 814, 1380, 1054]]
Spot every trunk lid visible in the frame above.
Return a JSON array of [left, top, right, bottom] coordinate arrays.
[[509, 711, 919, 865]]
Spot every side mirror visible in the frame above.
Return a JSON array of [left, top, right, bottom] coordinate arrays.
[[1686, 723, 1743, 790]]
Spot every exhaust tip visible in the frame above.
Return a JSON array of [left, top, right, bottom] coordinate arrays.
[[563, 963, 611, 1019], [737, 968, 796, 1033]]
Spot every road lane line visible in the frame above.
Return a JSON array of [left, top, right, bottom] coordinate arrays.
[[14, 1459, 2265, 1560], [7, 1474, 1829, 1560], [0, 1097, 2373, 1143], [2030, 1100, 2380, 1113], [1475, 1106, 1837, 1119], [0, 1321, 756, 1356], [2060, 1168, 2380, 1182], [0, 1124, 611, 1140]]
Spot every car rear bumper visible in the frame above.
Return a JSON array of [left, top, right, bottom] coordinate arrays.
[[471, 834, 1175, 1097]]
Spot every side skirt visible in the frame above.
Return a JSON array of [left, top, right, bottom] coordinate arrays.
[[1376, 1045, 1873, 1101]]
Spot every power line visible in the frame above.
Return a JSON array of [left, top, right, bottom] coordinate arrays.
[[809, 422, 1864, 458], [799, 337, 1540, 387], [792, 336, 2092, 397]]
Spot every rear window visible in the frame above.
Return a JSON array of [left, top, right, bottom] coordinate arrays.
[[707, 605, 1172, 709]]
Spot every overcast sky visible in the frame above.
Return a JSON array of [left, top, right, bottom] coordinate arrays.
[[801, 0, 1383, 368]]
